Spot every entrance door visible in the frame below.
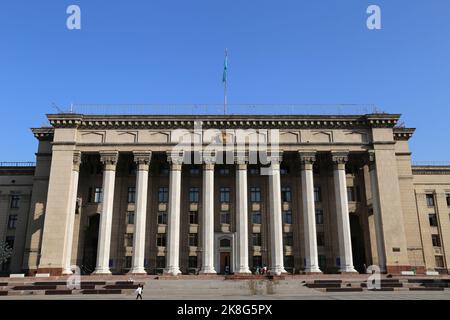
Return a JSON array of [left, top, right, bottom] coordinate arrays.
[[82, 214, 100, 274], [220, 252, 231, 274]]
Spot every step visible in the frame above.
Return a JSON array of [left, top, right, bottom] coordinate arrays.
[[13, 285, 57, 291], [82, 289, 122, 295], [104, 284, 139, 289], [306, 283, 341, 288], [313, 280, 342, 284], [409, 287, 445, 291], [45, 290, 73, 295], [326, 287, 363, 292], [0, 291, 8, 296]]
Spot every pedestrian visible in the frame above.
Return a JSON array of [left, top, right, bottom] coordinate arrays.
[[135, 284, 143, 300]]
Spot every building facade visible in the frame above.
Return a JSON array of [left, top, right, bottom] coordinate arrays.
[[1, 113, 450, 276]]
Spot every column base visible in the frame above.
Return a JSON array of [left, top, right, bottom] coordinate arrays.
[[199, 268, 217, 275], [164, 267, 181, 276], [127, 268, 147, 275], [62, 268, 74, 276], [234, 269, 252, 275], [92, 268, 112, 275], [304, 266, 322, 274], [270, 266, 287, 276], [338, 266, 358, 273]]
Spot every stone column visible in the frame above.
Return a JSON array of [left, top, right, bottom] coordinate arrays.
[[200, 153, 216, 274], [129, 151, 152, 274], [299, 151, 322, 273], [235, 152, 251, 274], [93, 151, 118, 275], [62, 151, 82, 275], [268, 153, 287, 275], [164, 151, 183, 276], [332, 151, 357, 273], [369, 151, 387, 272]]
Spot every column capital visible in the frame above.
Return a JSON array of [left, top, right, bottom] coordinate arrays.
[[202, 151, 217, 166], [331, 151, 349, 165], [133, 151, 152, 169], [234, 151, 248, 165], [167, 151, 184, 170], [73, 150, 82, 172], [100, 151, 118, 170], [267, 151, 283, 165], [298, 151, 316, 165]]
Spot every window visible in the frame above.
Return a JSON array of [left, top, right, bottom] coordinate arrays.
[[315, 209, 324, 225], [125, 256, 132, 269], [127, 187, 136, 203], [94, 187, 103, 203], [157, 211, 168, 225], [219, 167, 230, 176], [126, 211, 135, 225], [189, 187, 200, 203], [189, 211, 198, 225], [249, 168, 260, 175], [10, 195, 20, 209], [253, 256, 262, 268], [282, 210, 292, 225], [347, 187, 356, 202], [189, 167, 200, 176], [158, 187, 169, 203], [188, 233, 198, 247], [220, 211, 231, 225], [220, 239, 231, 248], [426, 194, 435, 207], [317, 232, 325, 247], [7, 215, 18, 230], [156, 234, 167, 247], [446, 194, 450, 206], [188, 256, 198, 269], [156, 256, 166, 269], [281, 187, 292, 202], [220, 187, 230, 203], [314, 187, 322, 202], [252, 211, 262, 224], [283, 233, 293, 246], [5, 236, 14, 249], [280, 166, 289, 175], [435, 256, 445, 268], [125, 234, 133, 247], [432, 234, 441, 247], [252, 233, 262, 246], [429, 214, 438, 227], [250, 187, 261, 202]]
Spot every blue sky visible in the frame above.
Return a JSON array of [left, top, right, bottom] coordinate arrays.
[[0, 0, 449, 161]]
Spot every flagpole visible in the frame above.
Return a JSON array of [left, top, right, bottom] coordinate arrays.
[[223, 48, 228, 115]]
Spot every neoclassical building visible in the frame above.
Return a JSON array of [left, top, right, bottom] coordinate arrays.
[[1, 112, 450, 276]]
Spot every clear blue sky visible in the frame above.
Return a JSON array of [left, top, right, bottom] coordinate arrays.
[[1, 0, 449, 162]]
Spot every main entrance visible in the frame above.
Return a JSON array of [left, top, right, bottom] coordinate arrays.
[[215, 234, 235, 274]]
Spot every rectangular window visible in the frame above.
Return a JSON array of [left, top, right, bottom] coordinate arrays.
[[250, 187, 261, 202], [126, 211, 135, 225], [432, 234, 441, 247], [282, 210, 292, 225], [158, 187, 169, 203], [220, 187, 230, 203], [189, 187, 200, 203], [5, 236, 14, 249], [219, 167, 230, 176], [220, 211, 231, 225], [426, 194, 435, 207], [435, 256, 445, 268], [127, 187, 136, 203], [314, 187, 322, 202], [253, 256, 262, 268], [429, 214, 438, 227], [252, 211, 262, 224], [188, 256, 198, 269], [249, 168, 260, 176], [10, 195, 20, 209], [188, 233, 198, 247], [315, 209, 324, 225], [157, 211, 168, 225], [283, 233, 294, 246], [7, 215, 18, 230], [446, 194, 450, 206], [281, 187, 292, 202], [94, 187, 103, 203], [189, 211, 198, 225], [125, 234, 133, 247], [252, 233, 262, 246], [317, 232, 325, 247], [156, 256, 166, 269], [156, 234, 167, 247], [189, 167, 200, 176], [347, 187, 356, 202]]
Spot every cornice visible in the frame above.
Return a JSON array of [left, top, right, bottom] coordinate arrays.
[[31, 127, 54, 141], [44, 113, 402, 130], [393, 128, 416, 141]]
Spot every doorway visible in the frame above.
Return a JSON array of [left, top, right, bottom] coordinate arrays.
[[81, 214, 99, 274], [220, 252, 231, 274], [350, 214, 367, 273]]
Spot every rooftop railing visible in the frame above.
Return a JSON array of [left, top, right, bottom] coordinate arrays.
[[58, 104, 384, 116], [0, 162, 36, 167], [412, 161, 450, 166]]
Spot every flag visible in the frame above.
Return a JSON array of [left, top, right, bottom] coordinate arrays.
[[222, 49, 228, 84]]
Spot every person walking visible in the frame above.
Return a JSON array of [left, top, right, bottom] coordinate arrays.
[[135, 284, 143, 300]]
